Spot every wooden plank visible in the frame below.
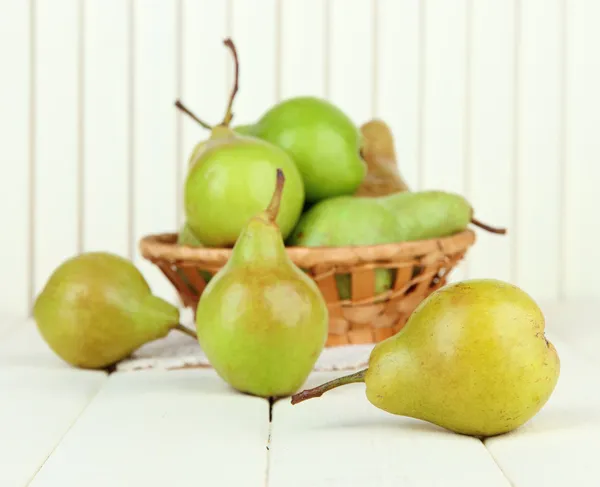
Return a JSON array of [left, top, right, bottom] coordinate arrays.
[[466, 0, 515, 283], [564, 0, 600, 299], [328, 0, 374, 124], [230, 0, 278, 119], [82, 0, 130, 256], [514, 0, 563, 300], [33, 0, 81, 296], [270, 371, 510, 487], [279, 0, 326, 99], [485, 338, 600, 486], [180, 0, 228, 188], [376, 0, 421, 190], [29, 370, 269, 487], [132, 0, 179, 304], [421, 0, 468, 282], [0, 320, 72, 369], [0, 367, 106, 487], [0, 0, 31, 319]]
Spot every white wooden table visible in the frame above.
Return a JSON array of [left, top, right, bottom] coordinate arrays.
[[0, 299, 598, 487]]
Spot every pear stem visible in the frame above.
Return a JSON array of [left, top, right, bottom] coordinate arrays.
[[221, 38, 239, 127], [291, 369, 367, 405], [174, 100, 213, 130], [266, 169, 286, 222], [471, 217, 507, 235], [173, 323, 197, 340]]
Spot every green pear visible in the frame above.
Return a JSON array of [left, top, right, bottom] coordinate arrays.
[[292, 279, 560, 438], [195, 169, 329, 398], [289, 190, 506, 247], [249, 96, 367, 202], [32, 252, 196, 369], [178, 39, 305, 247]]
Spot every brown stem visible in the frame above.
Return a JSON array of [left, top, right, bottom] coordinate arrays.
[[291, 369, 367, 405], [173, 323, 197, 340], [266, 169, 285, 222], [471, 217, 507, 235], [221, 38, 240, 126], [174, 100, 213, 130]]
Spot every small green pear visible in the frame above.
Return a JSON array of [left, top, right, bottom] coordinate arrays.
[[33, 252, 196, 369], [195, 169, 329, 398], [178, 39, 305, 247], [250, 96, 367, 202], [291, 279, 560, 438]]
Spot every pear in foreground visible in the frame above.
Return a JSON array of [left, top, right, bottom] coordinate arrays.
[[195, 169, 329, 398], [33, 252, 196, 369], [291, 279, 560, 438]]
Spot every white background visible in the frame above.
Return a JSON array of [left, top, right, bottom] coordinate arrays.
[[1, 0, 599, 320]]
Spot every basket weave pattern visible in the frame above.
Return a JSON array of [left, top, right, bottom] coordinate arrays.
[[139, 229, 476, 347]]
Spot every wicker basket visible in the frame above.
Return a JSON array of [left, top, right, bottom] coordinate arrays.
[[139, 229, 476, 347]]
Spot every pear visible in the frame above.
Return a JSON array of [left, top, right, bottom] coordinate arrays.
[[291, 279, 561, 438], [354, 119, 411, 197], [32, 252, 196, 369], [177, 39, 305, 247], [247, 96, 367, 203], [195, 169, 329, 398], [289, 190, 506, 248]]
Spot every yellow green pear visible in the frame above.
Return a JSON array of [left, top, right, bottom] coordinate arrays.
[[33, 252, 197, 369], [195, 169, 329, 398], [292, 279, 560, 437]]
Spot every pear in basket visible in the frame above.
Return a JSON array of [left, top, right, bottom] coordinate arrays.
[[32, 252, 197, 369], [292, 279, 561, 438], [354, 119, 411, 197], [290, 190, 506, 247], [177, 38, 304, 247], [245, 95, 367, 203], [195, 169, 329, 398]]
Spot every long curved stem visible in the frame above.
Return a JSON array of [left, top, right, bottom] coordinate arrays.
[[173, 323, 197, 340], [471, 217, 507, 235], [174, 100, 213, 130], [266, 169, 285, 222], [291, 369, 367, 405], [221, 38, 240, 126]]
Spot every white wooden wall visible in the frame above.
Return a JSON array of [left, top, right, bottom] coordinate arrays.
[[1, 0, 599, 321]]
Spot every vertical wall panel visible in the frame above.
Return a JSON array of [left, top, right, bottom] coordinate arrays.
[[421, 0, 468, 281], [467, 1, 515, 282], [132, 0, 178, 303], [564, 0, 600, 298], [33, 0, 81, 296], [376, 0, 421, 190], [279, 0, 326, 99], [329, 0, 374, 125], [0, 1, 31, 318], [230, 0, 278, 122], [515, 0, 562, 300], [82, 0, 130, 256], [180, 0, 228, 206]]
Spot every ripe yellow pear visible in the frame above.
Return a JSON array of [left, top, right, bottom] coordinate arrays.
[[292, 279, 560, 437]]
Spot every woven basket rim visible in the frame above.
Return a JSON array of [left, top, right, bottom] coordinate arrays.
[[139, 229, 476, 268]]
